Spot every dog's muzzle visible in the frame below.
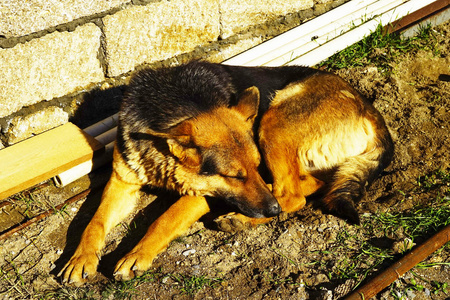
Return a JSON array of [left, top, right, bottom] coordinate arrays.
[[236, 194, 281, 219], [263, 200, 282, 217]]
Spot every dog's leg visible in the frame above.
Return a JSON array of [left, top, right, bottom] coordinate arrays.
[[59, 146, 144, 285], [113, 195, 210, 281], [261, 145, 324, 212], [59, 168, 142, 285]]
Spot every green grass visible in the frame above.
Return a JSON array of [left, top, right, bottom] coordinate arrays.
[[319, 23, 439, 73], [102, 271, 160, 299], [43, 271, 223, 299], [320, 169, 450, 292], [43, 270, 162, 300], [170, 273, 223, 295]]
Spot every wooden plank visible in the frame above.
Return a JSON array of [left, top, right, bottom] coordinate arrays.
[[0, 123, 103, 200], [386, 0, 450, 34], [287, 0, 436, 67], [223, 0, 437, 67], [262, 0, 405, 67], [226, 0, 404, 67], [223, 0, 378, 66], [399, 6, 450, 38]]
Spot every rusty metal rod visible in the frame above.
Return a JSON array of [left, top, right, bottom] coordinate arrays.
[[345, 223, 450, 300], [0, 182, 51, 209], [0, 189, 92, 241]]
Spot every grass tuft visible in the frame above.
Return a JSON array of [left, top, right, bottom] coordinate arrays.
[[320, 169, 450, 293], [170, 274, 223, 295], [319, 23, 438, 73]]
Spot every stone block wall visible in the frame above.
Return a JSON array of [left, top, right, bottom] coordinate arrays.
[[0, 0, 346, 147]]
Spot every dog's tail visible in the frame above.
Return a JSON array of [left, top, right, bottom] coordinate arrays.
[[321, 114, 394, 225]]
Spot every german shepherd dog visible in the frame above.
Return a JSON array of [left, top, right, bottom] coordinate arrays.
[[60, 61, 393, 284]]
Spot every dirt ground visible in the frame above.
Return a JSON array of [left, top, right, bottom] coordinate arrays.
[[0, 21, 449, 300]]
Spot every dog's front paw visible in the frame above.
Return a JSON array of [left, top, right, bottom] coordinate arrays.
[[113, 249, 154, 281], [214, 213, 249, 233], [58, 252, 100, 286]]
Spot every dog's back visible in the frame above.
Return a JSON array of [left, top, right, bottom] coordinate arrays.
[[217, 63, 394, 223], [258, 71, 393, 224], [119, 61, 393, 223]]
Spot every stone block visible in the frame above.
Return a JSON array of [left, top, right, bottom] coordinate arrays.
[[0, 23, 104, 118], [219, 0, 314, 39], [207, 37, 264, 63], [103, 0, 220, 77], [6, 106, 69, 145], [0, 0, 130, 38]]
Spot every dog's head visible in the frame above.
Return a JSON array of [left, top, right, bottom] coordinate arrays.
[[161, 87, 281, 218]]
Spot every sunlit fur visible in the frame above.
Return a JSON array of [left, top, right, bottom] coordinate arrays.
[[60, 61, 393, 284]]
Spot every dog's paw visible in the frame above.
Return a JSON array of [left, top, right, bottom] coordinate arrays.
[[58, 252, 100, 286], [113, 249, 154, 281], [214, 213, 249, 233]]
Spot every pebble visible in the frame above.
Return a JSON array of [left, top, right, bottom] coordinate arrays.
[[162, 276, 170, 284], [182, 249, 196, 256], [392, 238, 415, 254], [406, 289, 416, 299]]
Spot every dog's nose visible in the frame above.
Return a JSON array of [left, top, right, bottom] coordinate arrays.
[[264, 201, 281, 217]]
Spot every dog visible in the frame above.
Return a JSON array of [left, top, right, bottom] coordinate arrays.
[[59, 61, 393, 284]]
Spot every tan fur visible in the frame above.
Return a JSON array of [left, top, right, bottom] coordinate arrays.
[[219, 73, 389, 229], [60, 69, 392, 284], [60, 87, 277, 284]]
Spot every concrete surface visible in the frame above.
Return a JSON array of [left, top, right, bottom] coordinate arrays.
[[0, 0, 129, 38], [0, 0, 339, 146], [103, 0, 221, 77], [0, 23, 104, 119], [6, 107, 68, 145], [219, 0, 314, 39]]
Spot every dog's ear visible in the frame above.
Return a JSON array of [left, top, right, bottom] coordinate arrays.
[[166, 121, 201, 168], [233, 86, 260, 124], [167, 139, 201, 168], [167, 120, 195, 145]]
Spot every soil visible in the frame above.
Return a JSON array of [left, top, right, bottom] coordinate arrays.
[[0, 21, 449, 300]]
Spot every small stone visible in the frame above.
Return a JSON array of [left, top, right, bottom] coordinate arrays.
[[392, 238, 415, 254], [162, 276, 170, 284], [406, 289, 416, 299], [6, 106, 69, 144], [182, 249, 196, 256]]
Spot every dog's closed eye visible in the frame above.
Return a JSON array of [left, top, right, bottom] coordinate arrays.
[[221, 170, 246, 182], [200, 155, 218, 176]]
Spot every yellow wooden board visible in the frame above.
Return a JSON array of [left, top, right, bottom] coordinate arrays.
[[0, 123, 104, 200]]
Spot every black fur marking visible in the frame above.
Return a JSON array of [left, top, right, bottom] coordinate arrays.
[[200, 155, 219, 176], [334, 198, 360, 225], [120, 61, 321, 135], [221, 64, 321, 118], [121, 61, 236, 133]]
